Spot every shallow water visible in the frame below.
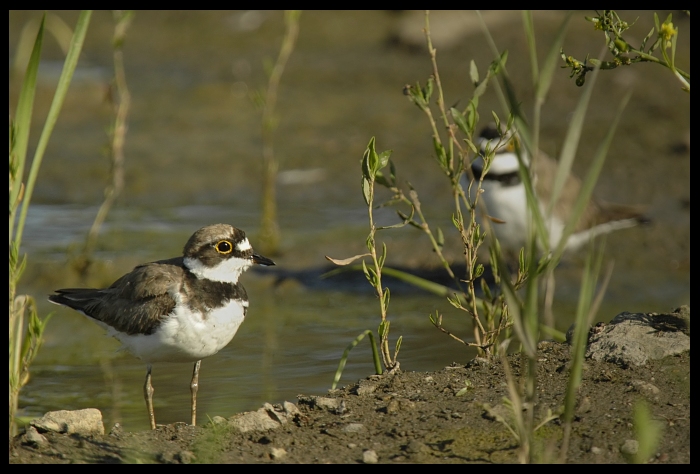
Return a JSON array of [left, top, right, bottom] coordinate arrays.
[[11, 10, 689, 431]]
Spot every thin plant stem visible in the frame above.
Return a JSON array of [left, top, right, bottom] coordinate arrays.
[[259, 10, 301, 255], [81, 10, 132, 270]]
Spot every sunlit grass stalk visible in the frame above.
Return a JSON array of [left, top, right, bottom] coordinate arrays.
[[9, 10, 92, 436], [331, 330, 382, 390], [559, 237, 612, 461], [474, 9, 632, 461], [79, 10, 133, 275], [258, 10, 301, 256]]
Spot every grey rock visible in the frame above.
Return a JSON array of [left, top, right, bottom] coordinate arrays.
[[228, 402, 300, 433], [586, 309, 690, 367], [229, 407, 282, 433], [31, 408, 104, 436]]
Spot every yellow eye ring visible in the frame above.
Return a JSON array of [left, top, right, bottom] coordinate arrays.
[[215, 240, 233, 254]]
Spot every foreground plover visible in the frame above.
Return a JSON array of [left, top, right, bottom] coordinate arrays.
[[49, 224, 275, 429]]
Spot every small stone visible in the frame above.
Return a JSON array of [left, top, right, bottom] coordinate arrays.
[[270, 447, 287, 460], [109, 423, 123, 437], [362, 449, 379, 464], [229, 406, 282, 433], [404, 439, 426, 454], [343, 423, 365, 433], [590, 446, 603, 455], [576, 396, 592, 415], [386, 399, 401, 414], [283, 401, 300, 417], [630, 380, 660, 396], [314, 397, 340, 412], [356, 384, 378, 396], [620, 439, 639, 455], [210, 416, 227, 425], [23, 426, 47, 447]]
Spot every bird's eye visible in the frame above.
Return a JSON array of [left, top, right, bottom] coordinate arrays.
[[215, 240, 233, 254]]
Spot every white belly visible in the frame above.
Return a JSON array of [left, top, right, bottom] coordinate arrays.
[[112, 299, 246, 363], [481, 181, 530, 252]]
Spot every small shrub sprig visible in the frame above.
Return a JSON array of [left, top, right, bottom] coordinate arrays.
[[561, 10, 689, 91]]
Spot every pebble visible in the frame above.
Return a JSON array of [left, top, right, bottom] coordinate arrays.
[[362, 449, 378, 464]]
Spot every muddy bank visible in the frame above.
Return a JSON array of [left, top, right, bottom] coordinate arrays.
[[11, 308, 690, 464]]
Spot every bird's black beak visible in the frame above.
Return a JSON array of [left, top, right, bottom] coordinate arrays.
[[252, 253, 275, 266]]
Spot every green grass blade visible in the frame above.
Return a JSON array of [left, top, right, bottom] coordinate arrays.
[[534, 12, 571, 104], [522, 11, 538, 86], [547, 45, 604, 218], [15, 10, 92, 247], [562, 238, 605, 429], [9, 14, 45, 241], [331, 330, 382, 390], [551, 90, 632, 264]]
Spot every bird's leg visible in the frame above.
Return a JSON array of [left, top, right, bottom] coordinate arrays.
[[144, 364, 156, 430], [190, 360, 201, 426]]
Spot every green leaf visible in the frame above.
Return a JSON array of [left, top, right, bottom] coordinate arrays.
[[463, 137, 478, 155], [490, 50, 508, 75], [394, 335, 402, 358], [475, 263, 484, 278], [429, 312, 437, 325], [481, 278, 492, 301], [378, 242, 387, 269], [362, 260, 378, 286], [450, 107, 469, 136], [433, 137, 447, 168], [447, 295, 462, 309], [362, 177, 372, 205], [466, 100, 478, 134], [469, 59, 479, 85], [362, 136, 378, 179], [378, 320, 389, 339], [423, 77, 434, 102], [491, 111, 501, 133], [473, 76, 489, 101], [377, 150, 392, 170], [436, 227, 445, 249]]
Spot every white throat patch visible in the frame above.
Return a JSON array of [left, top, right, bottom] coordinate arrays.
[[184, 255, 252, 283]]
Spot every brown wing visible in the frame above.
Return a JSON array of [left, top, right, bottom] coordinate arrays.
[[49, 257, 186, 336], [532, 151, 648, 231]]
